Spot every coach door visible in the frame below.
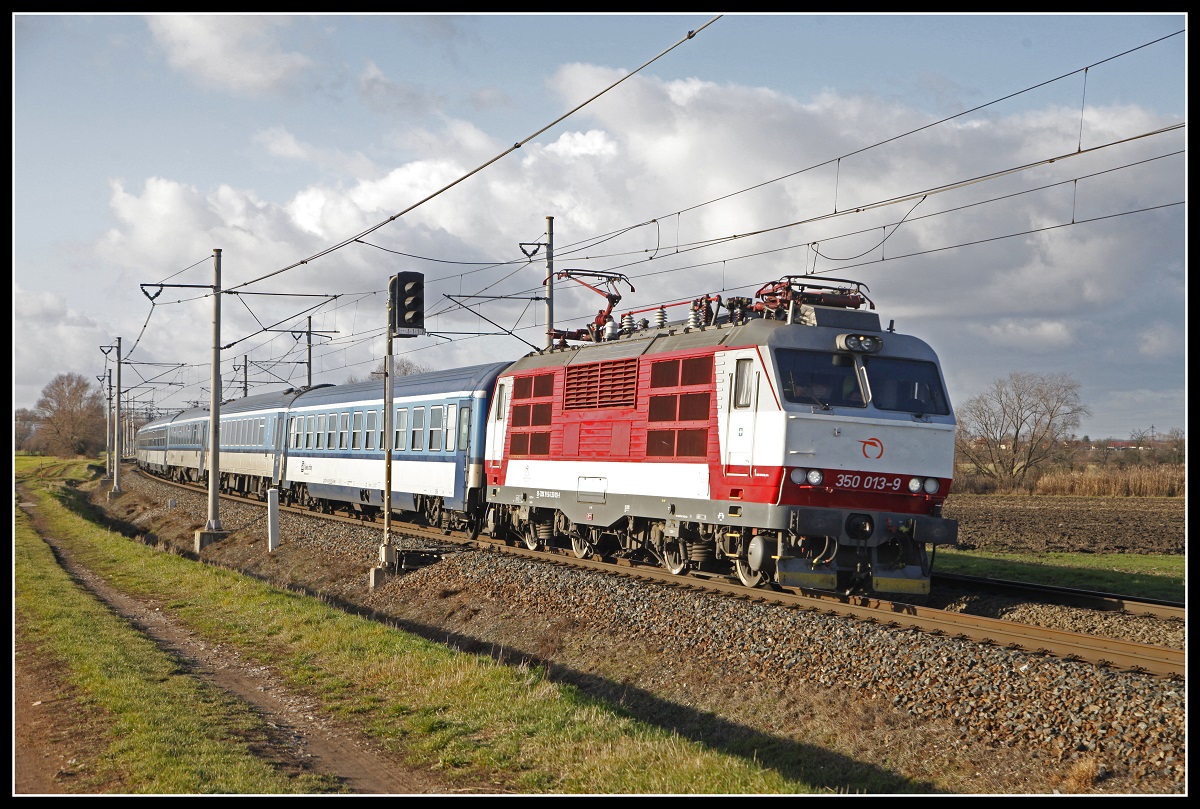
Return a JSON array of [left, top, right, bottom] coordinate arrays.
[[198, 421, 208, 480], [272, 416, 288, 484]]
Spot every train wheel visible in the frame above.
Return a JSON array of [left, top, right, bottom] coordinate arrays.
[[661, 538, 688, 575], [523, 523, 544, 551], [465, 512, 482, 542], [426, 499, 443, 529], [735, 559, 766, 588], [570, 532, 593, 559]]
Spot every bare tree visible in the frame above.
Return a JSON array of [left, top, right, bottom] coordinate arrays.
[[1133, 426, 1186, 465], [954, 371, 1091, 487], [345, 358, 430, 384], [1159, 427, 1186, 465], [14, 408, 40, 452], [29, 373, 107, 457]]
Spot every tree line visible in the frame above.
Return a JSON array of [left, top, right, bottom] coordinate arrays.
[[15, 362, 431, 458]]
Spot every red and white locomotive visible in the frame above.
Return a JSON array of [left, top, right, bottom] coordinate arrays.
[[482, 276, 958, 594]]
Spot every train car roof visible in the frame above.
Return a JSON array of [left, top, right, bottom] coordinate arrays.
[[138, 362, 514, 429], [288, 361, 512, 407]]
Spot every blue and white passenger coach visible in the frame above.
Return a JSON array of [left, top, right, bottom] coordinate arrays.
[[278, 362, 509, 531]]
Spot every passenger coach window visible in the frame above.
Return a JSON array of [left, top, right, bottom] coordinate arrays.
[[316, 414, 326, 449], [339, 413, 350, 449], [411, 407, 425, 451], [325, 414, 335, 449], [306, 416, 315, 449], [429, 406, 444, 451], [394, 408, 408, 450], [352, 412, 364, 449], [365, 410, 377, 450]]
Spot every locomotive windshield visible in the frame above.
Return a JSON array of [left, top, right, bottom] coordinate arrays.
[[861, 356, 950, 415], [776, 349, 950, 415], [776, 349, 865, 408]]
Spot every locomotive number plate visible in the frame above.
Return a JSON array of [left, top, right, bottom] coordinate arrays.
[[832, 472, 906, 493]]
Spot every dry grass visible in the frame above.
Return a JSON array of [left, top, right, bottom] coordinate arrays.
[[953, 465, 1184, 497], [1033, 465, 1184, 497], [1058, 757, 1105, 793]]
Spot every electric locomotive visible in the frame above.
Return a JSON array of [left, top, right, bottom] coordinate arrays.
[[482, 276, 958, 594]]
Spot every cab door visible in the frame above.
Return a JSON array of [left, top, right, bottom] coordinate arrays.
[[717, 350, 759, 475], [484, 380, 510, 485]]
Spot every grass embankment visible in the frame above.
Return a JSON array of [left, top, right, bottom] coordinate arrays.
[[15, 457, 341, 793], [933, 549, 1184, 603], [15, 458, 826, 794]]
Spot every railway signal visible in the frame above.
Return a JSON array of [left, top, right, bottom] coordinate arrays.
[[389, 272, 425, 337]]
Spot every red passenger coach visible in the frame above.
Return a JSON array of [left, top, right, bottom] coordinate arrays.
[[482, 277, 958, 595]]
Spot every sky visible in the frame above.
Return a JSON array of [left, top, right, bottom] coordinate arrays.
[[12, 13, 1187, 442]]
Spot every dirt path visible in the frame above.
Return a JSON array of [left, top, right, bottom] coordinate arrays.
[[14, 492, 457, 796]]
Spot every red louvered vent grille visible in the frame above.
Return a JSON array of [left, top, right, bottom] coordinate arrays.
[[564, 359, 638, 410]]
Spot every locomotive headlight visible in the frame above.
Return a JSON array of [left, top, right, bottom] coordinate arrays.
[[923, 478, 940, 494], [907, 477, 923, 493], [789, 468, 807, 485], [836, 333, 883, 353], [806, 469, 824, 486]]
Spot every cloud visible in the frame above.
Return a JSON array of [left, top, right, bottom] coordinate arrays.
[[1136, 321, 1184, 358], [20, 58, 1180, 436], [969, 319, 1075, 352], [357, 60, 443, 117], [254, 126, 380, 179], [13, 283, 112, 410], [146, 15, 312, 96]]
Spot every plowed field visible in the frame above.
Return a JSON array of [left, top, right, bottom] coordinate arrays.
[[941, 495, 1185, 556]]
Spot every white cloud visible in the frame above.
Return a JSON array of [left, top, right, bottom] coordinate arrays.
[[254, 126, 380, 179], [1136, 321, 1184, 358], [146, 15, 312, 96], [544, 130, 619, 161], [969, 319, 1075, 352]]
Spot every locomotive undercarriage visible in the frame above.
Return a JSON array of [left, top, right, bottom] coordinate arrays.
[[485, 502, 938, 594]]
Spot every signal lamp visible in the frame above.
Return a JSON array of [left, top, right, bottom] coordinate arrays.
[[836, 333, 883, 353]]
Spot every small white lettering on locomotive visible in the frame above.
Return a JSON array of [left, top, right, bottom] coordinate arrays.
[[536, 490, 561, 499]]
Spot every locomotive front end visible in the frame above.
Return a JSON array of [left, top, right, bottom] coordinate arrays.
[[750, 288, 958, 594]]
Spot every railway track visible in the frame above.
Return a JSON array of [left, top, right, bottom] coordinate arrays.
[[932, 572, 1185, 620], [140, 471, 1186, 679]]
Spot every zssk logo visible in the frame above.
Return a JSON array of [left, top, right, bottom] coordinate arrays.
[[859, 438, 884, 459]]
